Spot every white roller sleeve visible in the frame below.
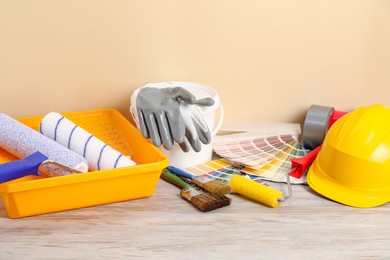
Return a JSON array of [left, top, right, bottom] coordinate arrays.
[[39, 112, 136, 171], [0, 113, 89, 176]]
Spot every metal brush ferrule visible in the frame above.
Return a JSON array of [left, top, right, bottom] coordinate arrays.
[[181, 187, 201, 201]]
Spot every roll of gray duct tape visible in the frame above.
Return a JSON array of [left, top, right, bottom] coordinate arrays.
[[302, 105, 335, 150]]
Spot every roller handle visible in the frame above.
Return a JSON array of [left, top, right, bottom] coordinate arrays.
[[167, 166, 193, 179], [0, 152, 47, 183]]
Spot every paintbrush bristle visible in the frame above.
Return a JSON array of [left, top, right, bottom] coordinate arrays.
[[193, 178, 232, 196], [181, 187, 231, 212]]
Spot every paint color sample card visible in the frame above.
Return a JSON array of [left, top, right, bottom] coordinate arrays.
[[212, 123, 309, 184], [184, 159, 241, 184]]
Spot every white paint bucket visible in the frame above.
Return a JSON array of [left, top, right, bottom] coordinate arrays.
[[130, 82, 223, 169]]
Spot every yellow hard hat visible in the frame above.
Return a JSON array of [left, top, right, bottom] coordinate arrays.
[[307, 104, 390, 208]]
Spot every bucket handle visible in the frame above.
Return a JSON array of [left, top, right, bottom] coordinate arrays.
[[210, 103, 224, 137]]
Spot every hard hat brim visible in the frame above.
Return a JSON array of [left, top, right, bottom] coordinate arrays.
[[307, 158, 389, 208]]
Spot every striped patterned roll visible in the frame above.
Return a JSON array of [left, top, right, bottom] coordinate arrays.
[[0, 113, 89, 176], [39, 112, 136, 171]]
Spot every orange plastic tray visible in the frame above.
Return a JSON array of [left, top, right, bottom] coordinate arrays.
[[0, 109, 168, 218]]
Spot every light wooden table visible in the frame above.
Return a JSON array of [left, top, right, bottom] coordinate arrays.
[[1, 121, 389, 259], [0, 178, 389, 259]]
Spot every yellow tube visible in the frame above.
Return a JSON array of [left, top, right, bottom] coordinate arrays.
[[229, 175, 283, 208]]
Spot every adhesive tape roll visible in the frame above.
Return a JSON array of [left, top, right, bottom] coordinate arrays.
[[302, 105, 335, 150]]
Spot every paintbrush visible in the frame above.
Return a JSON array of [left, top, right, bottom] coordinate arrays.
[[161, 169, 231, 212], [167, 165, 232, 196]]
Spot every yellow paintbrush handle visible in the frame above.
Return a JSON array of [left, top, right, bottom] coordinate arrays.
[[229, 175, 283, 208]]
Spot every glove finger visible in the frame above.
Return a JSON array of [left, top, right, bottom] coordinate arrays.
[[185, 127, 202, 152], [144, 112, 162, 147], [181, 103, 210, 145], [155, 112, 173, 150], [178, 138, 190, 153], [190, 114, 211, 145], [136, 109, 150, 139], [195, 97, 215, 107], [193, 119, 211, 145], [179, 109, 202, 152], [166, 112, 185, 143], [171, 87, 196, 104]]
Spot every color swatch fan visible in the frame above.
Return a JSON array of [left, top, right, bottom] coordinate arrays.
[[213, 123, 309, 184], [183, 159, 241, 184]]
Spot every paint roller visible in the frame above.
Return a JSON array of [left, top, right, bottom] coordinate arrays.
[[228, 173, 292, 208], [0, 113, 89, 181], [0, 151, 82, 183], [290, 104, 349, 178], [39, 112, 136, 171]]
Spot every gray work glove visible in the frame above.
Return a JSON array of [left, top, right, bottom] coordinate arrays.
[[178, 102, 212, 152], [133, 86, 214, 151]]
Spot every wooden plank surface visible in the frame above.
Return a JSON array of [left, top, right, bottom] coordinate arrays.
[[0, 179, 389, 259]]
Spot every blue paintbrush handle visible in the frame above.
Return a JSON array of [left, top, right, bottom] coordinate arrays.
[[167, 166, 194, 179], [0, 152, 48, 183]]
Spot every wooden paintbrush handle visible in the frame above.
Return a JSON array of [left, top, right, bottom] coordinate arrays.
[[161, 169, 191, 189], [167, 166, 193, 179]]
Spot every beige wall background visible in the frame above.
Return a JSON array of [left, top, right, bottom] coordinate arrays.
[[1, 0, 389, 125]]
